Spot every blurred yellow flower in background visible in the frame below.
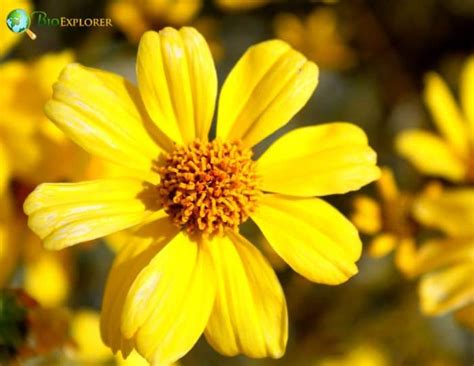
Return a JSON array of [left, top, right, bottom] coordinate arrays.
[[70, 309, 178, 365], [0, 51, 88, 186], [396, 56, 474, 183], [413, 236, 474, 320], [24, 26, 379, 364], [0, 185, 73, 307], [316, 344, 389, 366], [215, 0, 268, 12], [274, 8, 356, 70], [410, 188, 474, 328], [107, 0, 224, 61], [108, 0, 202, 43], [351, 168, 416, 274], [413, 187, 474, 237], [0, 0, 32, 58], [22, 232, 72, 308], [0, 51, 88, 307], [70, 310, 112, 364], [192, 16, 224, 62]]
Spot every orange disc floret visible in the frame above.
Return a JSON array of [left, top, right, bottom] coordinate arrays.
[[157, 139, 261, 236]]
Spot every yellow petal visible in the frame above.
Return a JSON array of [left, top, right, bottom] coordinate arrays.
[[351, 195, 382, 235], [217, 40, 318, 148], [33, 50, 74, 97], [116, 350, 157, 366], [45, 63, 169, 178], [204, 231, 287, 359], [368, 233, 397, 258], [394, 238, 417, 277], [424, 72, 469, 157], [24, 178, 156, 249], [137, 28, 217, 143], [121, 231, 198, 337], [376, 167, 399, 201], [105, 208, 180, 252], [101, 216, 178, 357], [412, 237, 474, 276], [396, 130, 465, 181], [461, 56, 474, 142], [419, 263, 474, 315], [251, 194, 361, 285], [413, 188, 474, 236], [127, 233, 216, 365], [257, 123, 380, 196]]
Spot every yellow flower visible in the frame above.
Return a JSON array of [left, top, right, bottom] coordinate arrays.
[[0, 186, 72, 307], [410, 188, 474, 326], [22, 232, 72, 308], [316, 344, 389, 366], [107, 0, 224, 62], [274, 8, 356, 70], [24, 27, 380, 364], [0, 0, 32, 58], [413, 187, 474, 237], [396, 56, 474, 183], [215, 0, 268, 11], [412, 236, 474, 320], [351, 168, 416, 274], [0, 51, 89, 186], [70, 310, 112, 363], [108, 0, 202, 43], [0, 52, 84, 304], [71, 309, 178, 365]]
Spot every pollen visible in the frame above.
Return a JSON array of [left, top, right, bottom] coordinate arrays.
[[157, 139, 261, 237]]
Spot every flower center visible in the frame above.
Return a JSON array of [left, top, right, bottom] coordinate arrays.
[[157, 139, 261, 237]]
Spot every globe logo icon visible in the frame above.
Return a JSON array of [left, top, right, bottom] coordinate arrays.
[[6, 8, 37, 39]]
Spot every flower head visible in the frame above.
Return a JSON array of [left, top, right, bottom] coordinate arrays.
[[396, 56, 474, 183], [24, 27, 380, 364], [274, 8, 356, 70], [410, 188, 474, 328]]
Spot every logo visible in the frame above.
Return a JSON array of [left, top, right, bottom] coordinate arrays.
[[5, 9, 113, 40], [6, 8, 36, 39]]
